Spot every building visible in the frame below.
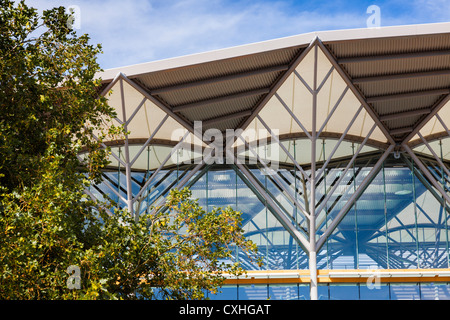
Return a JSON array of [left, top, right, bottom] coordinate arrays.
[[89, 22, 450, 300]]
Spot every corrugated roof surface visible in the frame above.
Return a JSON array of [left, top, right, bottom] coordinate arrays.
[[373, 95, 442, 117], [98, 23, 450, 146], [326, 33, 450, 58], [179, 94, 263, 122], [203, 117, 245, 132], [325, 31, 450, 142], [126, 46, 305, 134], [159, 70, 281, 106], [342, 56, 450, 78], [135, 47, 300, 89], [357, 75, 450, 97]]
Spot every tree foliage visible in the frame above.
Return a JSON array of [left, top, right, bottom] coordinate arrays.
[[0, 0, 258, 299], [79, 188, 258, 300]]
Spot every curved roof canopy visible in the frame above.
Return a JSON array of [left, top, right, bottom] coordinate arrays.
[[96, 22, 450, 154]]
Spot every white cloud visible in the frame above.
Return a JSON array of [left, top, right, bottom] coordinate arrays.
[[411, 0, 450, 19]]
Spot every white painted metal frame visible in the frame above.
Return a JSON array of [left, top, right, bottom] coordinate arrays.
[[148, 150, 213, 215], [398, 94, 450, 211], [316, 40, 396, 146], [316, 144, 394, 250], [237, 134, 311, 221], [234, 160, 311, 251], [98, 73, 203, 221], [401, 130, 450, 207]]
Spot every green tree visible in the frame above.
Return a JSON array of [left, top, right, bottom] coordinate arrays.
[[81, 188, 258, 300], [0, 1, 258, 299]]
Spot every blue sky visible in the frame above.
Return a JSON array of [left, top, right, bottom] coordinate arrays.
[[27, 0, 450, 70]]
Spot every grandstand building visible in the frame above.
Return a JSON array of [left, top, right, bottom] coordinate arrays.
[[90, 22, 450, 300]]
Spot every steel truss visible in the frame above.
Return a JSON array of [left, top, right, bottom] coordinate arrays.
[[90, 40, 450, 300], [233, 42, 395, 299]]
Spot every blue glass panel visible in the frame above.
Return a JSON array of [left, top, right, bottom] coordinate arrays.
[[316, 247, 328, 269], [190, 171, 207, 209], [206, 170, 237, 211], [385, 167, 419, 269], [208, 286, 238, 300], [354, 168, 387, 270], [150, 287, 165, 300], [267, 230, 302, 270], [235, 173, 267, 270], [420, 283, 450, 300], [389, 283, 421, 300], [360, 283, 390, 300], [318, 284, 329, 300], [329, 284, 360, 300], [414, 174, 449, 268], [316, 166, 363, 270], [326, 212, 358, 270], [298, 284, 310, 300], [268, 285, 298, 300], [238, 284, 268, 300]]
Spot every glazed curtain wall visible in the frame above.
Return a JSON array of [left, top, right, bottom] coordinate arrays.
[[90, 145, 450, 272], [206, 283, 450, 300]]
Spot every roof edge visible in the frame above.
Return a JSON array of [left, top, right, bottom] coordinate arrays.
[[96, 22, 450, 82]]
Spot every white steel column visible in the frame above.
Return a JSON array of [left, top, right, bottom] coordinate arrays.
[[309, 44, 319, 300], [119, 78, 135, 218], [237, 40, 391, 299]]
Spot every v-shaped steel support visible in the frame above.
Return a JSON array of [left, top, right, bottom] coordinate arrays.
[[228, 40, 398, 299], [97, 72, 198, 220], [94, 38, 450, 301], [316, 40, 396, 147]]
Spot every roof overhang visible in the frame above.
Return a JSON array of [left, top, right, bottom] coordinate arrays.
[[98, 22, 450, 81], [96, 22, 450, 149]]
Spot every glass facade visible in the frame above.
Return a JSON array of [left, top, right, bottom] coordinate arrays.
[[207, 283, 450, 300], [91, 137, 450, 300]]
